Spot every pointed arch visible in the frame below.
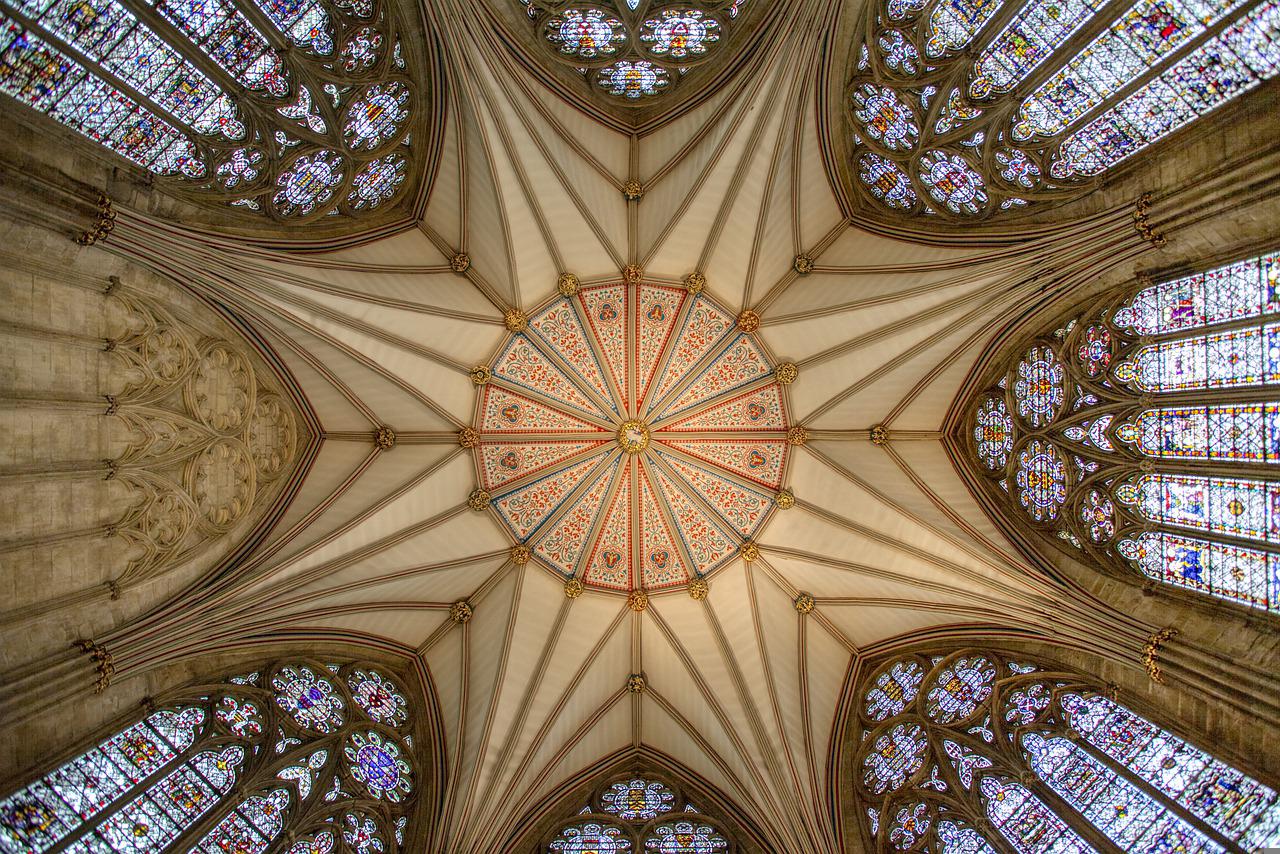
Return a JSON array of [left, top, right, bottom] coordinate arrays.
[[503, 747, 775, 852]]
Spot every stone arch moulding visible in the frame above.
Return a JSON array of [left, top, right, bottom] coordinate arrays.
[[0, 642, 449, 853], [0, 0, 448, 246], [502, 746, 776, 852], [819, 0, 1280, 241], [833, 635, 1280, 854]]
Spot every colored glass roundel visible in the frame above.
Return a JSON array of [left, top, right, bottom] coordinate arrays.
[[1015, 439, 1067, 521], [344, 731, 412, 801], [862, 721, 929, 794], [272, 665, 345, 733], [973, 396, 1014, 470], [1014, 346, 1064, 427], [347, 668, 409, 726], [924, 655, 995, 723], [601, 779, 676, 820], [473, 284, 792, 593]]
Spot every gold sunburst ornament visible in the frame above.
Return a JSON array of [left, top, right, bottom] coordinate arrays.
[[616, 420, 651, 454]]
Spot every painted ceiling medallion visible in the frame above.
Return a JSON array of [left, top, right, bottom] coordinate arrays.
[[471, 282, 792, 593]]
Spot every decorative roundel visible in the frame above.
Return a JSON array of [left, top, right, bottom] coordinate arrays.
[[346, 668, 409, 726], [344, 730, 413, 801], [272, 665, 345, 733], [923, 655, 996, 724], [644, 819, 729, 851], [1013, 345, 1065, 428], [972, 396, 1014, 471], [473, 283, 792, 593], [861, 721, 928, 795], [215, 696, 264, 738], [600, 778, 676, 820], [1076, 325, 1113, 378], [1015, 439, 1068, 522], [863, 658, 925, 722]]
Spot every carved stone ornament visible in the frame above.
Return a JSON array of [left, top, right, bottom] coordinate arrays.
[[565, 578, 584, 599], [467, 489, 491, 511], [794, 593, 815, 614], [470, 365, 492, 386], [1142, 627, 1178, 684], [450, 253, 472, 273], [504, 309, 529, 333], [787, 426, 809, 446], [557, 272, 580, 297], [774, 489, 796, 510], [737, 310, 761, 333], [870, 425, 890, 445], [775, 363, 799, 385], [687, 577, 709, 600], [623, 264, 643, 285], [740, 541, 761, 563], [627, 673, 647, 694], [74, 638, 115, 694], [373, 426, 397, 450], [628, 589, 649, 612], [793, 255, 815, 275], [684, 271, 706, 294], [100, 290, 301, 585], [458, 427, 481, 449], [450, 600, 474, 624], [76, 192, 116, 247], [622, 180, 644, 201], [511, 544, 532, 565]]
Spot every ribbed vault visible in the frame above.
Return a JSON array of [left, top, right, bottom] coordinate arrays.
[[10, 0, 1280, 850]]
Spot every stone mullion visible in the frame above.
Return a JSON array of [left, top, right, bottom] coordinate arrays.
[[1032, 4, 1265, 151], [0, 3, 208, 150], [1067, 734, 1244, 852], [987, 0, 1141, 115], [42, 714, 221, 854]]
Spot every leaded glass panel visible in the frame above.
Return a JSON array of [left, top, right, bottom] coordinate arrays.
[[856, 650, 1280, 852], [0, 660, 419, 853], [968, 248, 1280, 617], [0, 0, 422, 220], [847, 0, 1280, 218]]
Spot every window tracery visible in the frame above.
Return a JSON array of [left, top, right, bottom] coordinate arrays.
[[542, 773, 738, 852], [966, 249, 1280, 617], [0, 0, 422, 220], [0, 659, 421, 853], [846, 0, 1280, 219], [854, 649, 1280, 852], [514, 1, 748, 101]]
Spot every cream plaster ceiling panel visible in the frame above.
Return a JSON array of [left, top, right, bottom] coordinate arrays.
[[99, 1, 1134, 849]]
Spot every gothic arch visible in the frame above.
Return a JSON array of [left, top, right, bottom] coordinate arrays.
[[504, 749, 774, 852], [836, 641, 1280, 853], [823, 0, 1280, 236], [0, 647, 446, 853]]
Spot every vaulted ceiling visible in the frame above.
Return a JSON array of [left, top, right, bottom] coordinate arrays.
[[34, 0, 1197, 849]]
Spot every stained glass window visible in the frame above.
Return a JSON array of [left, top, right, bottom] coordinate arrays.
[[856, 650, 1280, 851], [848, 0, 1280, 218], [542, 773, 742, 852], [0, 0, 419, 219], [516, 1, 751, 102], [971, 249, 1280, 617], [0, 660, 419, 853]]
